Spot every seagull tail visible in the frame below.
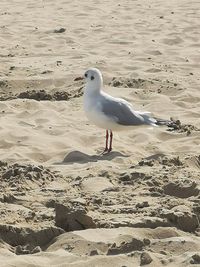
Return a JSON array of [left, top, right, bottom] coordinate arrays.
[[139, 112, 158, 126], [155, 118, 176, 127], [139, 112, 175, 127]]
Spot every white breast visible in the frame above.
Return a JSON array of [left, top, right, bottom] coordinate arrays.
[[83, 93, 125, 131]]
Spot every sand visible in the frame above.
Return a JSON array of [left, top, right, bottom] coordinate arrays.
[[0, 0, 199, 266]]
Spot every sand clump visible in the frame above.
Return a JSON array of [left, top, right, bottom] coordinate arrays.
[[0, 154, 199, 264], [55, 202, 97, 231]]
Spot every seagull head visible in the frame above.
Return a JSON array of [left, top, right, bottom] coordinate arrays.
[[84, 68, 103, 91]]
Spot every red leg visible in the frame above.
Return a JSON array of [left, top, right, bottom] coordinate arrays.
[[108, 131, 113, 152], [103, 130, 109, 153]]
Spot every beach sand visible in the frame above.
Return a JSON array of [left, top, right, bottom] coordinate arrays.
[[0, 0, 199, 266]]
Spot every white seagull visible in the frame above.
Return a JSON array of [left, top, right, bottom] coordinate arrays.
[[83, 67, 170, 154]]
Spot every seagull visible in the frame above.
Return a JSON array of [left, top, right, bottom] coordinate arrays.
[[83, 67, 171, 154]]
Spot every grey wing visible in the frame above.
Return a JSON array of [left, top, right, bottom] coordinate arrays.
[[101, 98, 151, 126]]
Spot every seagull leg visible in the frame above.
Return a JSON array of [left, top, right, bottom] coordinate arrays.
[[108, 130, 113, 153], [102, 130, 109, 154]]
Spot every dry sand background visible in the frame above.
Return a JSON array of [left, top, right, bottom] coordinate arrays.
[[0, 0, 200, 266]]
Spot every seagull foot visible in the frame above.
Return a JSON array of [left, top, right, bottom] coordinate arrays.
[[100, 148, 112, 156]]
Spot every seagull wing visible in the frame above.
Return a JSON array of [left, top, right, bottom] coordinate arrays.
[[100, 94, 156, 126]]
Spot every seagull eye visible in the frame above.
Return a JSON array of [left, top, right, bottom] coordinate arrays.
[[84, 73, 88, 78], [91, 76, 94, 80]]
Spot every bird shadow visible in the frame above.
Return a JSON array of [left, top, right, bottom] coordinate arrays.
[[54, 150, 129, 165]]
